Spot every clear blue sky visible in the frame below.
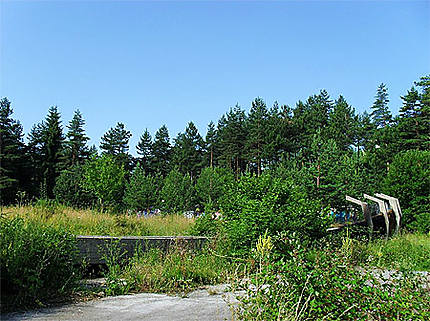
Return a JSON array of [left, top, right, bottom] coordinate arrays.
[[1, 1, 429, 155]]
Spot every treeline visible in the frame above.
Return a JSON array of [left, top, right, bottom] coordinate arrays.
[[1, 75, 429, 230]]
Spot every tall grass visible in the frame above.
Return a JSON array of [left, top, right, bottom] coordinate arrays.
[[2, 204, 195, 236], [355, 232, 430, 271]]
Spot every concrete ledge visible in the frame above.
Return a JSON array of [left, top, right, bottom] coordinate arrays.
[[76, 235, 210, 265]]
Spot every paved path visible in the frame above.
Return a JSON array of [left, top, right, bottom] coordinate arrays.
[[2, 285, 241, 321]]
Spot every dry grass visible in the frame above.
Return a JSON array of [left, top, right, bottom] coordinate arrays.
[[2, 205, 195, 236]]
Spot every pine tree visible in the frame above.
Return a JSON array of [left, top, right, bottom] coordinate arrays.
[[136, 129, 153, 173], [217, 105, 248, 177], [205, 121, 217, 168], [398, 87, 421, 150], [100, 122, 132, 170], [356, 111, 375, 152], [65, 109, 89, 166], [246, 97, 269, 176], [27, 106, 65, 199], [397, 75, 430, 151], [327, 96, 358, 151], [0, 98, 26, 204], [172, 122, 204, 179], [151, 125, 171, 177], [371, 83, 392, 128]]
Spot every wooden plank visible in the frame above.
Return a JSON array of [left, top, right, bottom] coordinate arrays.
[[375, 193, 402, 234], [363, 194, 390, 239]]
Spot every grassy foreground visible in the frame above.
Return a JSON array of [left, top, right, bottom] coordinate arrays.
[[1, 204, 429, 318], [2, 204, 195, 236]]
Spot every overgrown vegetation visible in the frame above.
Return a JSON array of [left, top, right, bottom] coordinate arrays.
[[0, 217, 79, 311], [1, 75, 429, 316], [234, 232, 430, 320], [3, 202, 195, 236], [103, 245, 243, 296]]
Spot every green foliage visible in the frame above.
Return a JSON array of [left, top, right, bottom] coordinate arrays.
[[123, 164, 159, 211], [172, 121, 205, 179], [106, 245, 241, 295], [0, 217, 79, 311], [216, 105, 248, 176], [54, 164, 96, 208], [246, 97, 269, 176], [218, 173, 329, 254], [136, 128, 153, 173], [64, 109, 89, 167], [359, 233, 430, 271], [151, 125, 171, 177], [160, 168, 195, 212], [81, 155, 126, 210], [370, 83, 392, 128], [0, 97, 27, 204], [195, 167, 234, 211], [100, 122, 132, 170], [382, 150, 430, 232], [26, 106, 65, 199], [236, 233, 430, 320]]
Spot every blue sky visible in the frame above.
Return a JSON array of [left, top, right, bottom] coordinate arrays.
[[1, 1, 429, 155]]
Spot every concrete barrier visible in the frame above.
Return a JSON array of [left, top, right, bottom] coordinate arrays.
[[76, 235, 210, 264]]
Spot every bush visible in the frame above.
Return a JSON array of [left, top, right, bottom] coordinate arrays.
[[160, 168, 195, 213], [382, 150, 430, 233], [195, 167, 234, 211], [236, 233, 430, 320], [81, 155, 126, 210], [218, 173, 329, 255], [0, 217, 79, 311], [123, 164, 159, 211], [54, 164, 96, 208]]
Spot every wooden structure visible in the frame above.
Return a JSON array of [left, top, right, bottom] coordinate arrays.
[[328, 193, 402, 238]]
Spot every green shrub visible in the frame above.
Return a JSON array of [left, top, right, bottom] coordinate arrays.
[[81, 155, 126, 210], [195, 167, 234, 211], [54, 164, 96, 208], [218, 173, 329, 255], [123, 164, 159, 211], [382, 150, 430, 233], [236, 233, 430, 320], [0, 217, 79, 311], [160, 168, 195, 212]]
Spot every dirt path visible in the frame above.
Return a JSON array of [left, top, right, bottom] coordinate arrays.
[[2, 285, 240, 321]]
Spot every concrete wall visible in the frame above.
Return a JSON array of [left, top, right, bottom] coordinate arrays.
[[76, 235, 209, 264]]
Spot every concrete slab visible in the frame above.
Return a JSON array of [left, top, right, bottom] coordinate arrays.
[[2, 285, 241, 321]]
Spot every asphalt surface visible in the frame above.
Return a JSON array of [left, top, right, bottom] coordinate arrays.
[[2, 285, 240, 321]]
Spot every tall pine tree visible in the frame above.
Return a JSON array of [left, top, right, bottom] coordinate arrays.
[[327, 95, 358, 152], [172, 122, 205, 179], [371, 83, 392, 128], [246, 97, 269, 176], [64, 109, 89, 166], [205, 121, 217, 168], [0, 98, 26, 204], [217, 105, 248, 177], [151, 125, 171, 176], [136, 128, 153, 173], [100, 122, 132, 170], [397, 75, 430, 151]]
